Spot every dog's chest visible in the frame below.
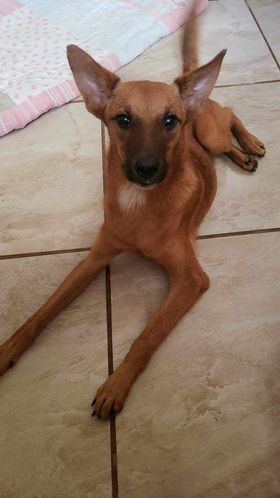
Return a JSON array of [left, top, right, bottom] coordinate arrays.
[[117, 183, 147, 212], [110, 199, 185, 257]]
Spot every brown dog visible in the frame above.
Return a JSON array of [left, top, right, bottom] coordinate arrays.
[[0, 3, 265, 418]]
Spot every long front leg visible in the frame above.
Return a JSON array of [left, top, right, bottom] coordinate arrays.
[[93, 243, 209, 418], [0, 227, 120, 375]]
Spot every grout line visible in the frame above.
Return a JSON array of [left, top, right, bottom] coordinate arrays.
[[105, 266, 114, 376], [215, 79, 280, 88], [105, 265, 119, 498], [198, 227, 280, 240], [101, 122, 119, 498], [67, 81, 280, 105], [0, 247, 91, 261], [109, 415, 119, 498], [1, 228, 280, 261], [244, 0, 280, 72]]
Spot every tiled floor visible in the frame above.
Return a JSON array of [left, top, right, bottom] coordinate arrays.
[[0, 1, 279, 498]]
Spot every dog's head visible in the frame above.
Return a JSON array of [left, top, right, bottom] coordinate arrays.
[[67, 45, 225, 189]]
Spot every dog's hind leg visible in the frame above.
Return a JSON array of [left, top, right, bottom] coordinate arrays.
[[194, 99, 234, 157], [194, 99, 265, 172], [231, 114, 266, 158], [0, 227, 120, 376]]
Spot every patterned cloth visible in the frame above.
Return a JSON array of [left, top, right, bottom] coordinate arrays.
[[0, 0, 207, 136]]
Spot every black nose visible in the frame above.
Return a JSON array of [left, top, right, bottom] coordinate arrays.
[[134, 158, 160, 181]]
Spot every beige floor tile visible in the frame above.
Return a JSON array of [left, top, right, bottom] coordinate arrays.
[[248, 0, 280, 65], [0, 253, 111, 498], [117, 0, 279, 85], [0, 103, 103, 256], [201, 82, 280, 235], [110, 232, 280, 498]]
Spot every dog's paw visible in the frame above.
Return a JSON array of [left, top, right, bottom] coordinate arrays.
[[243, 154, 258, 173], [242, 135, 266, 158], [91, 372, 131, 419]]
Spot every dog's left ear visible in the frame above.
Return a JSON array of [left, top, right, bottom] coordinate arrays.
[[67, 44, 120, 120], [174, 49, 226, 111]]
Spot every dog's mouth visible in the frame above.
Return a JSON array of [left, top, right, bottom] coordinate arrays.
[[126, 175, 165, 190], [133, 182, 157, 190], [123, 159, 167, 189]]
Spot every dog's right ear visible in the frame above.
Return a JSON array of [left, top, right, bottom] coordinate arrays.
[[174, 49, 226, 111], [67, 45, 120, 120]]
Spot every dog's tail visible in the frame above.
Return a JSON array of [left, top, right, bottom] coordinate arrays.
[[181, 0, 200, 73]]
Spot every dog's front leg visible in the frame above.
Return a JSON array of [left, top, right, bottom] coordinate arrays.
[[93, 243, 209, 418], [0, 227, 120, 376]]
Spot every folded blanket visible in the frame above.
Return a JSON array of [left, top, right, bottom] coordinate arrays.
[[0, 0, 207, 137]]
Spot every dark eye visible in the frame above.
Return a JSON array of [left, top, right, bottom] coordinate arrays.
[[116, 114, 131, 129], [163, 114, 178, 129]]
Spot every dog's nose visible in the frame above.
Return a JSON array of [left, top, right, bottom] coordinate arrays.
[[134, 158, 160, 181]]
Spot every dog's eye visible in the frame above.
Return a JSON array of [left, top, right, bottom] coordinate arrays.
[[163, 114, 178, 129], [116, 114, 131, 129]]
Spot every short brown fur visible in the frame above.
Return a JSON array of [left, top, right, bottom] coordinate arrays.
[[0, 1, 265, 418]]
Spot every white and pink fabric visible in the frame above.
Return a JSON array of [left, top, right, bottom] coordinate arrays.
[[0, 0, 208, 137]]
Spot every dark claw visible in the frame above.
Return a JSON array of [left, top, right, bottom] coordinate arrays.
[[91, 398, 97, 407], [91, 410, 96, 417]]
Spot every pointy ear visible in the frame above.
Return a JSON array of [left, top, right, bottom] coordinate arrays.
[[174, 49, 226, 111], [67, 44, 120, 120]]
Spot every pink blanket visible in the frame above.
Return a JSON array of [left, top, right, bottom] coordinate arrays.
[[0, 0, 208, 137]]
